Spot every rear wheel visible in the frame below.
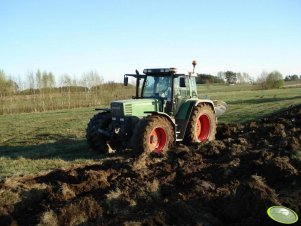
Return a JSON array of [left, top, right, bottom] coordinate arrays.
[[86, 112, 111, 153], [184, 103, 216, 144], [133, 115, 174, 154]]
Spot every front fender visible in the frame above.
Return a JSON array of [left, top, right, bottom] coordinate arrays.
[[144, 111, 175, 127]]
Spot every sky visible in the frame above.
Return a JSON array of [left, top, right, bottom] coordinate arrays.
[[0, 0, 301, 83]]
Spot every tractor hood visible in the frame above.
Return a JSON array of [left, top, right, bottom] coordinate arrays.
[[110, 98, 162, 117]]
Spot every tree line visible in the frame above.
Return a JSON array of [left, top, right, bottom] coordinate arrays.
[[196, 71, 253, 84], [2, 68, 300, 95], [284, 74, 301, 81], [0, 69, 134, 114], [197, 70, 301, 89], [25, 70, 105, 93], [0, 69, 110, 95]]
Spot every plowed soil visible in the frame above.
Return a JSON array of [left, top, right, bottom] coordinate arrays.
[[1, 105, 300, 226]]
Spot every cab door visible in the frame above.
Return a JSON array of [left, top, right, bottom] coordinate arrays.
[[174, 76, 190, 115]]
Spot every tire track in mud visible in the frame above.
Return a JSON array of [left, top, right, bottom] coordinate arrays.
[[0, 105, 300, 226]]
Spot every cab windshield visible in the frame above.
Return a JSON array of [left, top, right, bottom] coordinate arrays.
[[142, 75, 172, 99]]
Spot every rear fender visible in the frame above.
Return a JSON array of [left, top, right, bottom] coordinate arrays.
[[194, 100, 215, 112], [175, 100, 216, 141], [195, 100, 227, 118]]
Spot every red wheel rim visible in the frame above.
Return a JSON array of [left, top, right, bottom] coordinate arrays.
[[195, 114, 210, 142], [149, 127, 167, 153]]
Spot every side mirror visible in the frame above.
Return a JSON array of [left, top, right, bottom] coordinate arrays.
[[124, 76, 128, 86], [179, 77, 186, 87]]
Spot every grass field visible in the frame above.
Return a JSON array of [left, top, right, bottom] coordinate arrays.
[[198, 84, 301, 123], [0, 84, 300, 179]]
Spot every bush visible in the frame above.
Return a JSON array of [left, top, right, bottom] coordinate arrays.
[[266, 71, 284, 89], [257, 71, 284, 89]]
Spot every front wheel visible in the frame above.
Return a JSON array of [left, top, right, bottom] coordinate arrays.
[[132, 115, 174, 154], [184, 103, 216, 144], [86, 112, 111, 153]]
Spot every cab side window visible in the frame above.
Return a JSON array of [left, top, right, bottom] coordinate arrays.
[[177, 76, 189, 97], [190, 77, 197, 97]]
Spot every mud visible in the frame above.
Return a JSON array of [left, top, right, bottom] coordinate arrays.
[[1, 105, 300, 226]]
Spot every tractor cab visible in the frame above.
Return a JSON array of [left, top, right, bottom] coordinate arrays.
[[124, 67, 199, 116]]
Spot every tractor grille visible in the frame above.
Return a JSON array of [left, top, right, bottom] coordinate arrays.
[[124, 104, 132, 116], [111, 102, 123, 117]]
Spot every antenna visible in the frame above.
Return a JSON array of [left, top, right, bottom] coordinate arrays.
[[192, 60, 197, 73]]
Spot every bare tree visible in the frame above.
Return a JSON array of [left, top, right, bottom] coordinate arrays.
[[16, 75, 25, 92], [242, 72, 252, 84], [36, 70, 42, 90], [27, 72, 35, 90], [48, 72, 55, 88], [0, 70, 16, 96], [257, 71, 268, 89], [236, 72, 242, 83], [61, 74, 72, 108], [217, 71, 225, 81], [27, 72, 37, 111], [42, 71, 48, 89], [81, 70, 103, 89]]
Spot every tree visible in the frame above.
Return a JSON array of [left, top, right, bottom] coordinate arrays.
[[257, 71, 284, 89], [0, 69, 17, 96], [36, 70, 42, 90], [42, 71, 48, 89], [284, 74, 299, 81], [39, 71, 56, 91], [27, 72, 35, 90], [16, 75, 25, 91], [217, 71, 225, 80], [235, 72, 253, 84], [48, 72, 55, 88], [81, 71, 103, 89], [236, 72, 242, 83], [225, 71, 237, 84], [196, 74, 224, 84], [291, 75, 299, 81], [266, 71, 284, 89], [257, 71, 268, 89], [0, 69, 6, 86], [61, 74, 71, 86], [242, 72, 253, 84]]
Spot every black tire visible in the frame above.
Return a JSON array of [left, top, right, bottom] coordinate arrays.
[[184, 103, 216, 144], [86, 112, 111, 153], [132, 115, 174, 154]]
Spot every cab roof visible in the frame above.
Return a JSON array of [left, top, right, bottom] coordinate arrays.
[[143, 68, 177, 75], [143, 68, 197, 77]]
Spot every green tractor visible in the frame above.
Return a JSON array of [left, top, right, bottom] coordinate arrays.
[[86, 61, 226, 154]]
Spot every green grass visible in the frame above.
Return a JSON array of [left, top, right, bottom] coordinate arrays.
[[198, 84, 301, 123], [0, 84, 300, 179], [0, 109, 104, 178]]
